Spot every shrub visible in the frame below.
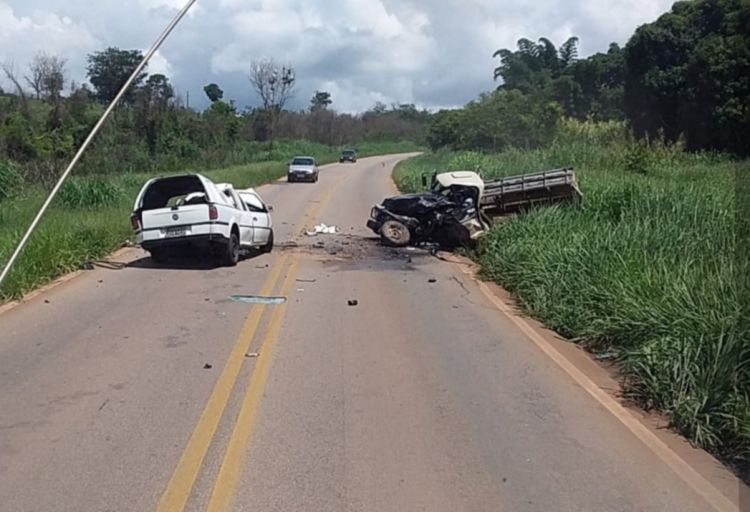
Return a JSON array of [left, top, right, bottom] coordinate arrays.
[[58, 177, 123, 208], [0, 160, 22, 201]]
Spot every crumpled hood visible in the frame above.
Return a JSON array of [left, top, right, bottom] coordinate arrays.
[[381, 193, 454, 216]]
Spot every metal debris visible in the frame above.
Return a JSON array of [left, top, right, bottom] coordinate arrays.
[[348, 300, 359, 307]]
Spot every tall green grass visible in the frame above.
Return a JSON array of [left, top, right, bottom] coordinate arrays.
[[394, 123, 749, 468]]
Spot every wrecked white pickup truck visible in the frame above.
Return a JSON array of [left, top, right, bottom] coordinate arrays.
[[367, 168, 582, 248], [131, 174, 274, 265]]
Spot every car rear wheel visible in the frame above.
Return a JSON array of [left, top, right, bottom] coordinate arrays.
[[223, 231, 240, 266], [380, 220, 411, 247], [260, 229, 274, 254]]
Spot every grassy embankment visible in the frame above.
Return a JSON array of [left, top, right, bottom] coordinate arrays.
[[394, 120, 749, 470], [0, 139, 421, 301]]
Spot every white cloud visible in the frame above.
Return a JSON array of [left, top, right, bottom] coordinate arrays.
[[1, 0, 675, 110]]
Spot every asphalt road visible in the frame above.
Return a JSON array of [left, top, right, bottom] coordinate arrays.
[[0, 154, 746, 512]]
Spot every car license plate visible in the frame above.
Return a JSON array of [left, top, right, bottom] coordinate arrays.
[[166, 226, 188, 237]]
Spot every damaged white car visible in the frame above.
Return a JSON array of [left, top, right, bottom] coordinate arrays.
[[131, 174, 274, 265]]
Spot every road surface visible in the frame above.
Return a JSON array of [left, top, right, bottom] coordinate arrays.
[[0, 154, 746, 512]]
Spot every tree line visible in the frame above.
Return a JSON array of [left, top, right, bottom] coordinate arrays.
[[430, 0, 749, 156], [0, 49, 428, 184]]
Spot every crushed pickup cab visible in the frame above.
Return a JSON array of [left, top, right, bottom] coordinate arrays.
[[367, 168, 582, 248]]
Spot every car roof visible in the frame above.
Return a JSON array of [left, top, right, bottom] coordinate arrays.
[[292, 155, 314, 159]]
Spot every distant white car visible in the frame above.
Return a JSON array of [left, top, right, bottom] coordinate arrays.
[[288, 156, 319, 183], [131, 174, 274, 266]]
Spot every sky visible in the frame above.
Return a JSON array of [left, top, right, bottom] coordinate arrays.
[[0, 0, 675, 113]]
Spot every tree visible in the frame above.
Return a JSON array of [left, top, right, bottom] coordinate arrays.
[[248, 59, 296, 143], [86, 47, 147, 104], [248, 59, 296, 111], [493, 36, 625, 121], [310, 90, 332, 112], [559, 37, 579, 67], [204, 83, 223, 103], [1, 61, 29, 118], [25, 53, 66, 101], [144, 74, 174, 110], [624, 0, 750, 154]]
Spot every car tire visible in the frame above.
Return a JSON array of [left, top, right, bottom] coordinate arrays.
[[223, 231, 240, 267], [380, 220, 411, 247], [260, 229, 274, 254], [288, 176, 295, 183]]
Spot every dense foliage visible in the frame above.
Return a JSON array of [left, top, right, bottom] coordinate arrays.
[[624, 0, 750, 155], [429, 0, 748, 156]]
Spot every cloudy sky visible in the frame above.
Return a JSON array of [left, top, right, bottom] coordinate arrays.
[[1, 0, 674, 112]]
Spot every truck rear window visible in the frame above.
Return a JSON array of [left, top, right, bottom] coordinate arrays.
[[141, 175, 206, 210]]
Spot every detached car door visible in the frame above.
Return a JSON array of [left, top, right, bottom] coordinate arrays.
[[240, 192, 271, 245]]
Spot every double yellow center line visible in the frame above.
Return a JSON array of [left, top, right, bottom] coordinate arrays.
[[156, 174, 346, 512]]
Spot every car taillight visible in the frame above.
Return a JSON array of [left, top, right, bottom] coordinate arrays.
[[209, 205, 218, 220], [131, 213, 141, 231]]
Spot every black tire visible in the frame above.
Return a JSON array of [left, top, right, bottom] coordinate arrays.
[[223, 230, 240, 267], [150, 248, 168, 263], [288, 175, 295, 183], [261, 229, 274, 254], [380, 220, 411, 247]]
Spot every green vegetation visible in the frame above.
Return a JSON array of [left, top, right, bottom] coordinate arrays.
[[429, 0, 748, 157], [625, 0, 749, 155], [395, 120, 749, 468]]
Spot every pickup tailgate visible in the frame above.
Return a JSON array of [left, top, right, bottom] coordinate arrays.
[[141, 205, 210, 238]]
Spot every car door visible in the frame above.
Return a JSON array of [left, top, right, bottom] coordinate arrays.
[[224, 189, 254, 245], [240, 192, 271, 245]]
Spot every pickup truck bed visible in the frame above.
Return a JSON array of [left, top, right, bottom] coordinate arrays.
[[479, 167, 582, 216]]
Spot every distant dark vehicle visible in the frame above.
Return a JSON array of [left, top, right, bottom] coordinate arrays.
[[339, 149, 357, 163]]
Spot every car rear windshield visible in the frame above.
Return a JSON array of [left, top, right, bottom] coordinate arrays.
[[141, 175, 206, 210], [292, 158, 314, 166]]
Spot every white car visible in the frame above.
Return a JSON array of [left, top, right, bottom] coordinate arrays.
[[131, 174, 274, 266], [287, 156, 319, 183]]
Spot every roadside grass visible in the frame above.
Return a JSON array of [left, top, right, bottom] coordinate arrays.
[[0, 139, 423, 302], [394, 127, 750, 469]]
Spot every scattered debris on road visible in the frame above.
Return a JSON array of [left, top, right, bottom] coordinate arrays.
[[203, 363, 213, 369], [229, 295, 287, 305], [348, 299, 359, 307], [428, 278, 437, 283], [296, 278, 317, 283], [245, 352, 260, 358], [306, 224, 339, 236]]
